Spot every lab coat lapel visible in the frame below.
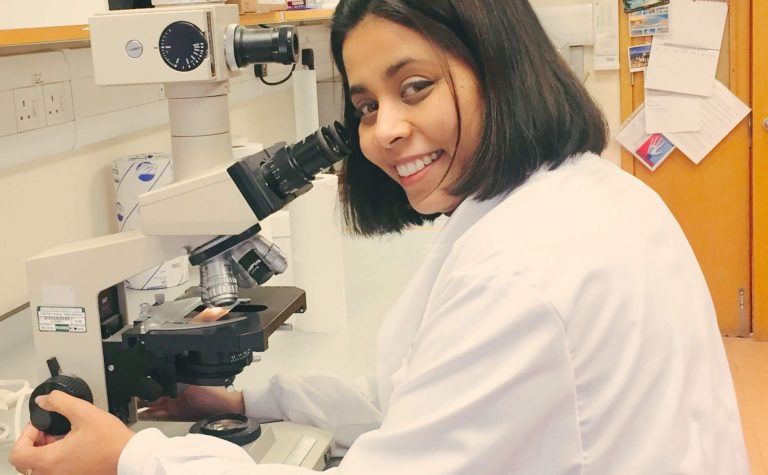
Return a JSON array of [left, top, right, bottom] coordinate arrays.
[[376, 197, 504, 413]]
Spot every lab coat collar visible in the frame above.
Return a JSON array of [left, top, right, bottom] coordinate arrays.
[[434, 195, 506, 250]]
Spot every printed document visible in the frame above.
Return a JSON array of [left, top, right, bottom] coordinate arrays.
[[664, 81, 750, 164], [644, 88, 702, 133], [644, 0, 728, 97]]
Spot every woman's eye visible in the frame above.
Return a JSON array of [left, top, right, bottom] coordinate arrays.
[[402, 79, 434, 98], [355, 100, 378, 117]]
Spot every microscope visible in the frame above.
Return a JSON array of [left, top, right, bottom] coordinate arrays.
[[26, 0, 350, 469]]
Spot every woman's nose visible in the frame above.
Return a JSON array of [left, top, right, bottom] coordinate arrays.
[[374, 102, 411, 148]]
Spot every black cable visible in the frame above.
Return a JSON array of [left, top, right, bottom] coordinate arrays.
[[259, 64, 296, 86], [301, 48, 315, 71]]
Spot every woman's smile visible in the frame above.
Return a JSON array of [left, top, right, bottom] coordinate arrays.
[[394, 150, 444, 185]]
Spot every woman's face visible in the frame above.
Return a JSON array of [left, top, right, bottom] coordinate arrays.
[[342, 15, 484, 215]]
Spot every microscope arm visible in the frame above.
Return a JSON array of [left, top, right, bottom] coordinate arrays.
[[138, 162, 260, 236]]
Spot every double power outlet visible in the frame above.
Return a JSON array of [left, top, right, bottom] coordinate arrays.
[[12, 81, 74, 132]]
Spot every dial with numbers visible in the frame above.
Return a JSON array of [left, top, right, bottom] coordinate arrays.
[[158, 21, 209, 72]]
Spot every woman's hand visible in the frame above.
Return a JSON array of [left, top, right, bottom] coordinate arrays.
[[9, 390, 134, 475], [141, 385, 245, 421]]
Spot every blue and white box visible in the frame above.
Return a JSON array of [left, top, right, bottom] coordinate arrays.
[[112, 153, 190, 290]]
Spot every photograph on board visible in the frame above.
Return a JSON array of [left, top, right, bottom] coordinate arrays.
[[629, 6, 670, 37], [622, 0, 669, 13], [628, 44, 652, 72]]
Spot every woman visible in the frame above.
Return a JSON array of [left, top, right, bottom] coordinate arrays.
[[10, 0, 749, 474]]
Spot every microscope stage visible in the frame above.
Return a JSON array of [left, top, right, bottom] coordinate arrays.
[[122, 286, 306, 354], [103, 286, 307, 408]]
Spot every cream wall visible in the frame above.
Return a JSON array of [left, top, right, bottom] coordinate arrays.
[[530, 0, 622, 166], [0, 89, 296, 315], [587, 70, 622, 166]]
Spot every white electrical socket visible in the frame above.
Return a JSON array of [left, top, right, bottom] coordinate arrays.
[[13, 85, 45, 132], [43, 81, 75, 126]]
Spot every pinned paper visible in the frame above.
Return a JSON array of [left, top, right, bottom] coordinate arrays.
[[663, 81, 750, 165], [644, 0, 728, 97], [644, 88, 702, 133]]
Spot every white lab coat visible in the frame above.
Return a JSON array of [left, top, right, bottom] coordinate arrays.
[[119, 154, 749, 474]]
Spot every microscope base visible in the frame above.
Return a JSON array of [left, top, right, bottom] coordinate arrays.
[[131, 420, 333, 470]]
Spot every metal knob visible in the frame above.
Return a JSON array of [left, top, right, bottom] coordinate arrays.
[[762, 118, 768, 132]]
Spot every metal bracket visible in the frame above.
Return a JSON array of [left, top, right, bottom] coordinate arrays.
[[737, 288, 751, 337]]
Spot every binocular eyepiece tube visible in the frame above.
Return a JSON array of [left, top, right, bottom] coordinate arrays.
[[192, 122, 352, 309], [262, 121, 352, 198]]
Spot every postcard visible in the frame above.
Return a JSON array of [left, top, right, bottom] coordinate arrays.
[[628, 44, 652, 72], [629, 6, 669, 37], [616, 105, 676, 172], [634, 133, 675, 171], [622, 0, 669, 13]]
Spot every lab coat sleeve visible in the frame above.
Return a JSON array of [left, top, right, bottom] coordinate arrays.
[[119, 271, 581, 474], [242, 373, 382, 450], [118, 372, 383, 475]]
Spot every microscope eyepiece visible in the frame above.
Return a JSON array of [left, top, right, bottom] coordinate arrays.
[[198, 123, 351, 310], [262, 121, 352, 197], [321, 122, 352, 157], [227, 122, 351, 220], [228, 24, 299, 68]]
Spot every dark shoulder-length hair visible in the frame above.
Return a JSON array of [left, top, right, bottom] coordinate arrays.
[[331, 0, 608, 236]]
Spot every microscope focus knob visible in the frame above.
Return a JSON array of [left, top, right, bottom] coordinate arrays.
[[136, 376, 164, 403], [29, 375, 93, 436]]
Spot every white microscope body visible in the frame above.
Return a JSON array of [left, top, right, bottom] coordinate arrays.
[[26, 1, 345, 469]]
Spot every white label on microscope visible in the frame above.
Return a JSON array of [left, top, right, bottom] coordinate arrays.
[[37, 307, 87, 333]]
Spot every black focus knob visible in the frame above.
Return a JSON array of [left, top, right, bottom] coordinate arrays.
[[135, 375, 163, 403], [29, 375, 93, 436]]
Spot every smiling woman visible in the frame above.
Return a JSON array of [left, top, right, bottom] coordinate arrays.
[[342, 15, 484, 216], [8, 1, 749, 474], [332, 0, 608, 235]]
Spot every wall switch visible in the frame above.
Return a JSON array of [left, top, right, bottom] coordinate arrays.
[[43, 81, 75, 126], [0, 90, 17, 137], [14, 85, 45, 132]]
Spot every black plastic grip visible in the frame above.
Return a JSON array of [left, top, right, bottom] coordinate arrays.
[[29, 375, 93, 436]]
